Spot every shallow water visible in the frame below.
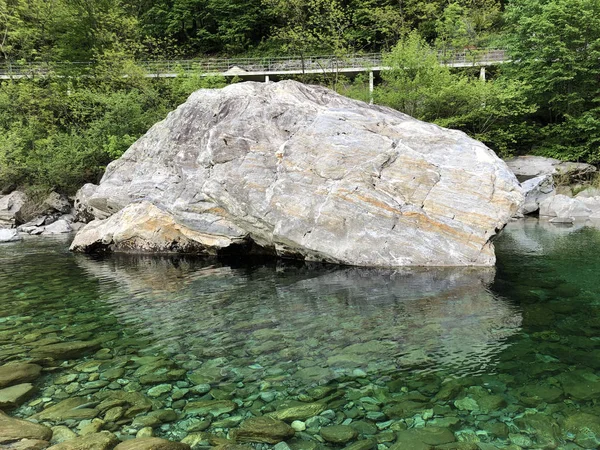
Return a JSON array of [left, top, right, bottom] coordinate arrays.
[[1, 219, 600, 449]]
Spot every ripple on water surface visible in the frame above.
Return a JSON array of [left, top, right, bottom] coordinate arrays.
[[1, 219, 600, 449]]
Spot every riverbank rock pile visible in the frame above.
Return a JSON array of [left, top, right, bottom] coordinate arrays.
[[507, 155, 600, 222], [0, 190, 81, 242], [70, 80, 522, 267]]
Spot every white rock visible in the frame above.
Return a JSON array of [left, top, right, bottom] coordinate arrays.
[[519, 174, 555, 215], [291, 420, 306, 432], [539, 194, 592, 218], [42, 219, 72, 235], [0, 228, 21, 243], [71, 81, 522, 267]]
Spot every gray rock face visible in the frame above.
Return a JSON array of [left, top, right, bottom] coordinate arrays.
[[74, 184, 110, 223], [72, 81, 522, 267], [42, 219, 72, 235], [43, 192, 71, 214], [519, 175, 555, 215], [0, 191, 28, 227], [506, 155, 596, 182], [539, 194, 593, 220]]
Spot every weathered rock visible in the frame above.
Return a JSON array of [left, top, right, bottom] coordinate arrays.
[[42, 220, 72, 235], [267, 402, 326, 421], [74, 184, 111, 223], [46, 431, 119, 450], [0, 228, 22, 243], [506, 155, 596, 182], [30, 340, 101, 360], [30, 397, 99, 421], [0, 363, 42, 388], [70, 202, 242, 254], [391, 427, 456, 450], [43, 192, 72, 214], [0, 410, 53, 443], [0, 191, 28, 226], [519, 175, 555, 215], [71, 81, 522, 267], [232, 417, 295, 444], [50, 426, 78, 444], [131, 409, 178, 428], [183, 400, 237, 416], [0, 383, 35, 409], [539, 194, 592, 219], [113, 437, 190, 450], [320, 425, 358, 444], [4, 439, 50, 449], [558, 370, 600, 400]]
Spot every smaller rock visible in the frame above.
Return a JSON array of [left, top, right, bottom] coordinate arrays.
[[0, 228, 22, 243], [114, 437, 191, 450], [50, 426, 77, 444], [136, 427, 154, 438], [43, 192, 72, 214], [268, 402, 326, 421], [2, 439, 50, 450], [0, 383, 35, 408], [0, 363, 42, 388], [291, 420, 306, 432], [320, 425, 358, 444], [183, 400, 237, 417], [233, 417, 295, 444], [42, 220, 72, 235], [0, 411, 52, 444], [47, 431, 119, 450], [0, 191, 28, 226], [147, 384, 172, 398]]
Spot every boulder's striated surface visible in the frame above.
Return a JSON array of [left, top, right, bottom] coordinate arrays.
[[72, 81, 522, 267], [0, 191, 28, 227], [70, 202, 244, 254]]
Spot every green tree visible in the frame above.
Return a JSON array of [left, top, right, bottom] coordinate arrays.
[[374, 31, 533, 155], [504, 0, 600, 161]]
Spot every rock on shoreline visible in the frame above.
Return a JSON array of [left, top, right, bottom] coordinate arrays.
[[71, 80, 522, 267]]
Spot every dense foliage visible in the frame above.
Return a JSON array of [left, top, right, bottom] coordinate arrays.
[[0, 0, 598, 193]]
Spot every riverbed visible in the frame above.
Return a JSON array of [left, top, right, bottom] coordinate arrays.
[[1, 218, 599, 449]]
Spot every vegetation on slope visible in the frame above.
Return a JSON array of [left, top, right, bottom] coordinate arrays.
[[0, 0, 598, 194]]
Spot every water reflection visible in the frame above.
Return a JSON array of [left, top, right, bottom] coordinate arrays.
[[75, 255, 522, 382]]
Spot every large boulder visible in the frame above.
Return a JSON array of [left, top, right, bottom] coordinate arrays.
[[71, 81, 522, 267], [0, 191, 28, 227]]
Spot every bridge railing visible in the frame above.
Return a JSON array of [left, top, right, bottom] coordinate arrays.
[[0, 50, 506, 78]]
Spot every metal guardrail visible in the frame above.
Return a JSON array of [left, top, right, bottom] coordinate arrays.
[[0, 50, 507, 79]]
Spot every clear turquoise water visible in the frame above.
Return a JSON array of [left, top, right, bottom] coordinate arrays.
[[1, 219, 600, 449]]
